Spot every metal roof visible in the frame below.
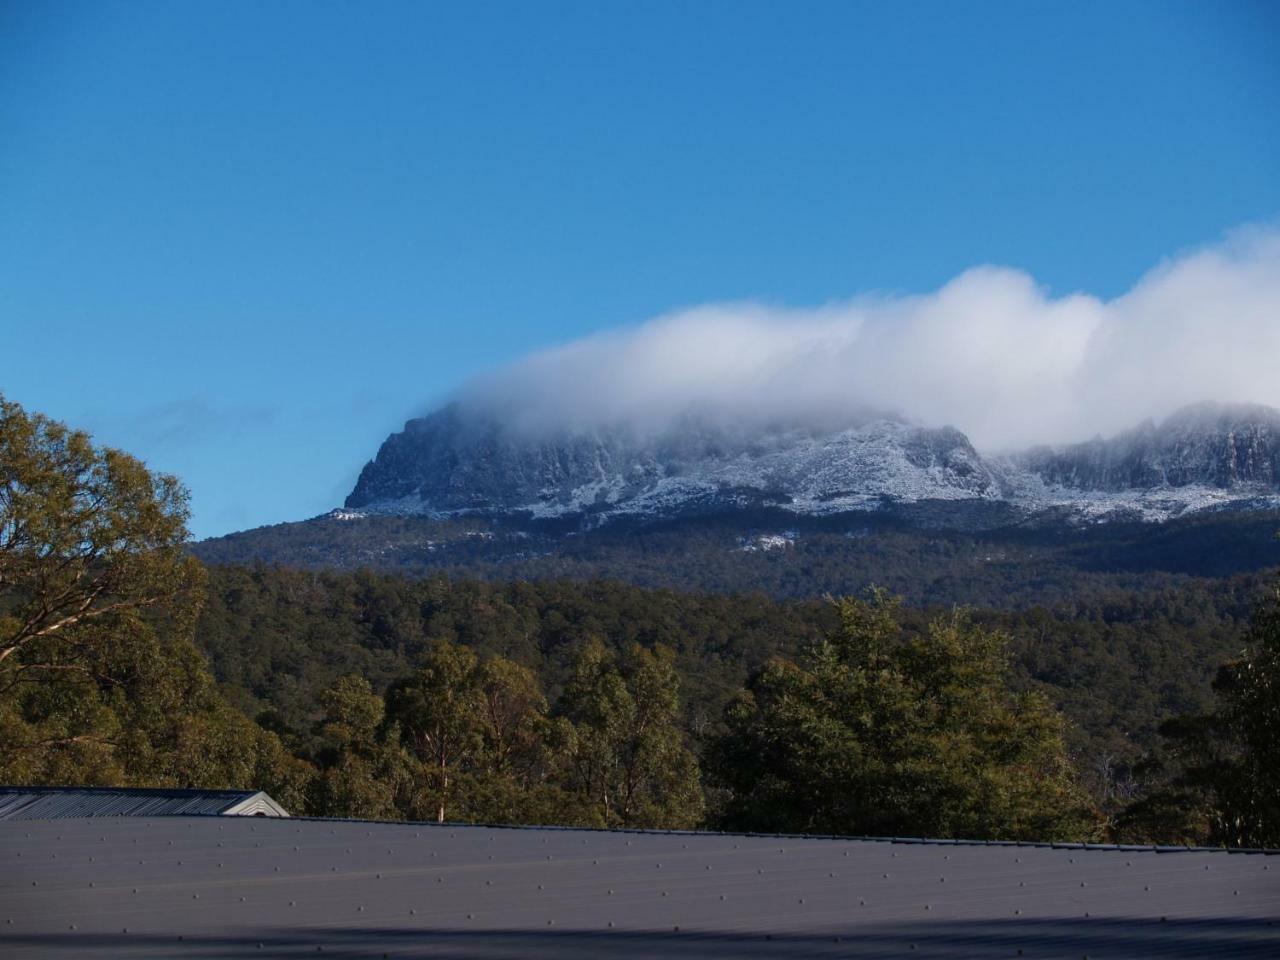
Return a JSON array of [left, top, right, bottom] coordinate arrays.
[[1, 817, 1276, 958], [0, 787, 289, 820]]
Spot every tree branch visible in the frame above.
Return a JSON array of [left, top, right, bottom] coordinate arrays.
[[0, 592, 164, 663]]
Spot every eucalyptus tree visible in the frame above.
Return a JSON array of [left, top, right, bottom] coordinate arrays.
[[0, 394, 305, 797], [1120, 583, 1280, 847], [709, 591, 1099, 840], [556, 639, 703, 828]]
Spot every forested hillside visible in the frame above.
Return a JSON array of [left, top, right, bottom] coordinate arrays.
[[194, 563, 1275, 801], [193, 507, 1280, 608]]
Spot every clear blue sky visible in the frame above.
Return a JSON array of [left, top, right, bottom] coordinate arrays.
[[3, 0, 1277, 538]]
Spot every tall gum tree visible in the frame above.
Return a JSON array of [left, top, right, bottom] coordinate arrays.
[[0, 394, 201, 668], [708, 591, 1100, 840], [0, 395, 305, 798]]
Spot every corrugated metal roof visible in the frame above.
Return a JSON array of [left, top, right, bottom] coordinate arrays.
[[0, 787, 288, 820], [1, 816, 1276, 958]]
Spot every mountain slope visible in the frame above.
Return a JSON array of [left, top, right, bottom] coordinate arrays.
[[192, 506, 1280, 608], [347, 407, 1004, 520], [347, 402, 1280, 525], [1018, 402, 1280, 491], [192, 401, 1280, 605]]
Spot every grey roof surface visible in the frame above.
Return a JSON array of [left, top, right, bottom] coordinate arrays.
[[1, 816, 1277, 959], [0, 787, 289, 820]]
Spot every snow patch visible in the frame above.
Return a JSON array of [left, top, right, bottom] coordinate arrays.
[[327, 508, 367, 521], [740, 531, 797, 552]]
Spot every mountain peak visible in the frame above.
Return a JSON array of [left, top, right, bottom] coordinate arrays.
[[346, 401, 1280, 525], [347, 405, 996, 519]]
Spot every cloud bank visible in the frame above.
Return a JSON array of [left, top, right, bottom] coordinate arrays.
[[458, 226, 1280, 450]]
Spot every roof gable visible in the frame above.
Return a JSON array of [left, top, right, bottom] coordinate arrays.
[[0, 787, 289, 820]]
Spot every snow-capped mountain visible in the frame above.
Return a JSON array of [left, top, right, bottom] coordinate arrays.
[[345, 402, 1280, 526], [1016, 402, 1280, 491], [345, 407, 1004, 519]]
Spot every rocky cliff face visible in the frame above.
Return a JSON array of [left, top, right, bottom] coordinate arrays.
[[346, 406, 1002, 519], [1018, 403, 1280, 492], [345, 401, 1280, 524], [347, 404, 646, 513]]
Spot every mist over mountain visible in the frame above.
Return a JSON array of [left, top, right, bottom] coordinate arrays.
[[339, 227, 1280, 528], [346, 406, 999, 516], [450, 226, 1280, 451], [344, 399, 1280, 530]]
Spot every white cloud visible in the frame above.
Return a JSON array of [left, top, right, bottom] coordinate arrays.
[[458, 225, 1280, 450]]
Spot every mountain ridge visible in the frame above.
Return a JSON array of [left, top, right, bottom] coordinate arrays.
[[345, 401, 1280, 526], [1015, 401, 1280, 492]]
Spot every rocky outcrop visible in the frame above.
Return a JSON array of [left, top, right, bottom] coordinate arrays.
[[346, 401, 1280, 524], [1020, 403, 1280, 492], [346, 406, 1001, 518]]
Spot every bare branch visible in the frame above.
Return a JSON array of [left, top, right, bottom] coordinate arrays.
[[0, 592, 167, 663]]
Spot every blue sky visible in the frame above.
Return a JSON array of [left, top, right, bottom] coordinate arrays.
[[3, 0, 1278, 538]]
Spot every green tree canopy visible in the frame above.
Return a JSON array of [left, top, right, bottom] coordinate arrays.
[[0, 394, 201, 668], [1119, 583, 1280, 847], [708, 591, 1099, 840], [385, 641, 484, 822], [381, 642, 583, 826], [556, 639, 704, 829], [0, 394, 304, 798], [310, 675, 403, 820], [474, 655, 548, 780], [1217, 589, 1280, 845]]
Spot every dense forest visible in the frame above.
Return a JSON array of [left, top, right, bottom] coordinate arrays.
[[4, 394, 1278, 847], [193, 506, 1280, 608], [194, 562, 1272, 792]]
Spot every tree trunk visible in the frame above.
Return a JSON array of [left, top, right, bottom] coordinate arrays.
[[438, 763, 448, 823]]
